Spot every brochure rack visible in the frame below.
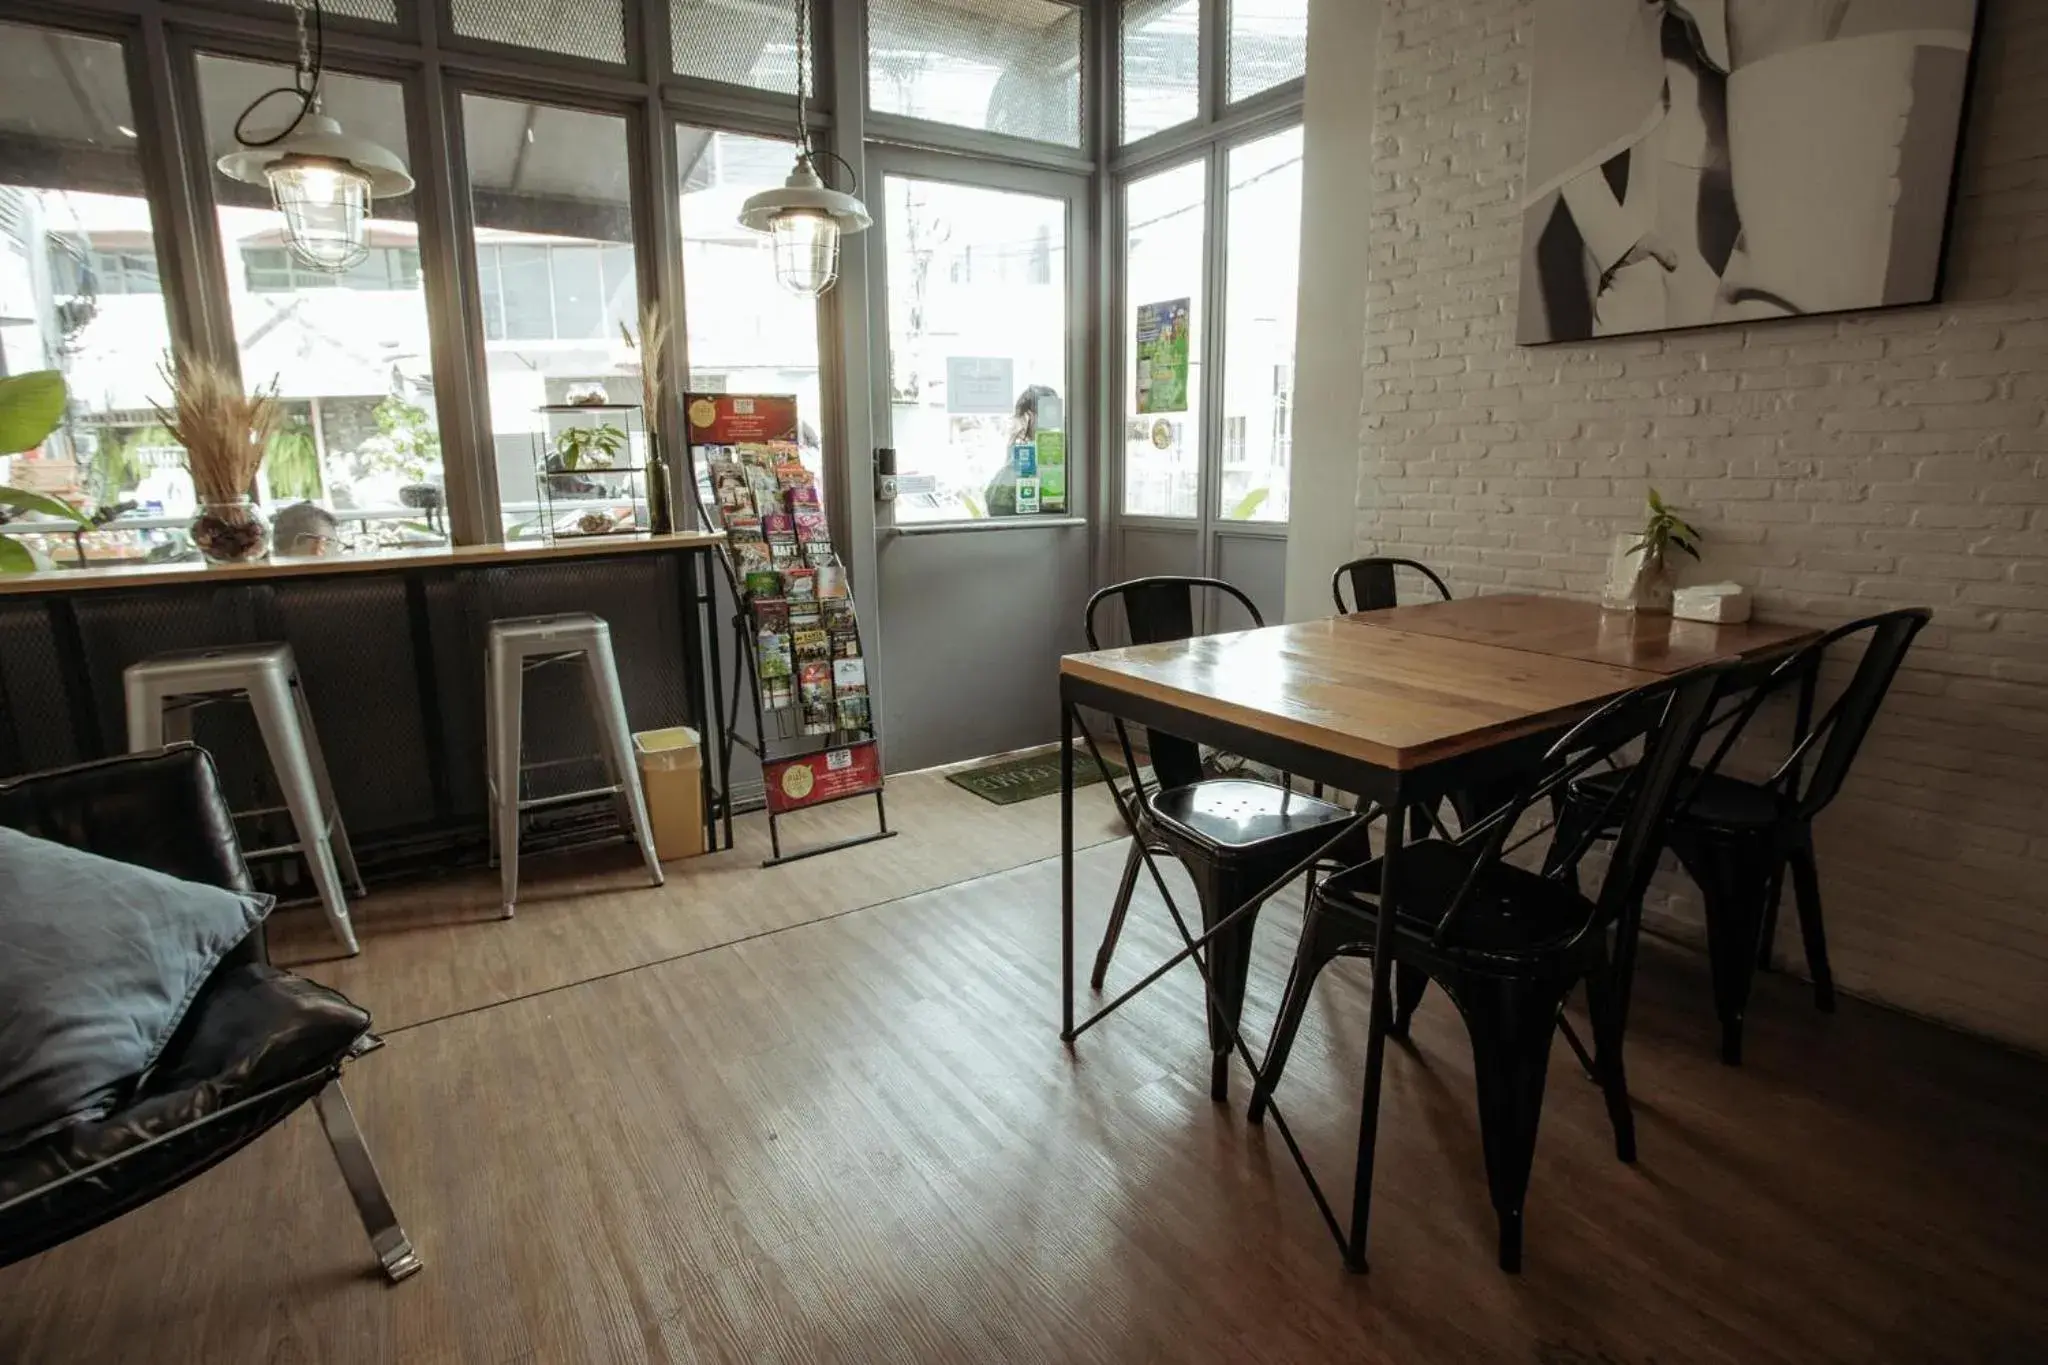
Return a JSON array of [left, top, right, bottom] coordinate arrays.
[[683, 393, 895, 866]]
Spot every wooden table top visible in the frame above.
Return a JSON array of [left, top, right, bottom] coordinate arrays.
[[1061, 618, 1663, 771], [0, 530, 725, 598], [1342, 593, 1817, 675]]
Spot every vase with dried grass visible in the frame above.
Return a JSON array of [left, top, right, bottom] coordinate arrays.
[[622, 303, 675, 534], [155, 356, 281, 564]]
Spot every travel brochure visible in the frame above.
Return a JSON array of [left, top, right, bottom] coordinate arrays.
[[687, 394, 876, 751]]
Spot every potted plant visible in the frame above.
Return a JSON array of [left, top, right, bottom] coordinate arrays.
[[1603, 488, 1702, 614], [553, 421, 627, 472], [0, 370, 92, 572], [155, 355, 281, 564]]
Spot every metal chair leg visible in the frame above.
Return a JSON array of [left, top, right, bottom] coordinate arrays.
[[246, 673, 359, 957], [312, 1080, 423, 1285], [488, 639, 524, 919], [290, 675, 368, 897], [1090, 840, 1146, 990], [582, 636, 663, 890]]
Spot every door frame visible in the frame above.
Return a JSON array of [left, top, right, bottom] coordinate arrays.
[[857, 144, 1097, 766]]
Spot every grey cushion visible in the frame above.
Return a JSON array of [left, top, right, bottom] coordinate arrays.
[[0, 826, 271, 1152]]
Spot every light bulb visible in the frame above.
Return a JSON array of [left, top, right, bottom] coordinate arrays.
[[769, 208, 841, 297], [266, 155, 373, 272]]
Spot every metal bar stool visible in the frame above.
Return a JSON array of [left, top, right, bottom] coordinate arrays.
[[485, 613, 664, 919], [123, 642, 366, 955]]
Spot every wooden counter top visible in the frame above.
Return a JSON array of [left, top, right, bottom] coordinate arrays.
[[0, 530, 724, 598]]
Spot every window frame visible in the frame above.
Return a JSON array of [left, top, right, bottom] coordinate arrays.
[[1105, 0, 1303, 554]]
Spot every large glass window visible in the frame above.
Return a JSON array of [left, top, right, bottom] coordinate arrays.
[[1218, 126, 1301, 522], [868, 0, 1083, 148], [0, 22, 186, 565], [1121, 160, 1204, 519], [675, 127, 825, 499], [881, 175, 1067, 523], [1227, 0, 1308, 103], [200, 55, 445, 549], [1120, 0, 1200, 145], [461, 96, 641, 540]]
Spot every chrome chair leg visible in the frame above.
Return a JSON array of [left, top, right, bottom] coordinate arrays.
[[312, 1080, 422, 1285]]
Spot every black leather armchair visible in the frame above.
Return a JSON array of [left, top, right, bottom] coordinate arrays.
[[0, 747, 421, 1283]]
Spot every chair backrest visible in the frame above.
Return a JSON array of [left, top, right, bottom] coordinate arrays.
[[1083, 575, 1264, 791], [1780, 609, 1930, 820], [1434, 662, 1731, 951], [1684, 608, 1931, 824], [0, 746, 264, 967], [1331, 557, 1452, 614]]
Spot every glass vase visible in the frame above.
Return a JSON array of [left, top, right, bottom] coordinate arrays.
[[190, 497, 270, 565], [1600, 534, 1674, 614]]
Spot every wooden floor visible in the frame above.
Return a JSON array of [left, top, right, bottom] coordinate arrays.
[[4, 777, 2046, 1364]]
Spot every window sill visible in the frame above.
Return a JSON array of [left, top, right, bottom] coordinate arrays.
[[885, 516, 1089, 537]]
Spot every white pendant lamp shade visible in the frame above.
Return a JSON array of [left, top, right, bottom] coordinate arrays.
[[218, 112, 413, 274], [739, 159, 871, 298]]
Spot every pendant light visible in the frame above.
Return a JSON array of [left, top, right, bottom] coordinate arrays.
[[737, 0, 870, 296], [216, 0, 413, 273]]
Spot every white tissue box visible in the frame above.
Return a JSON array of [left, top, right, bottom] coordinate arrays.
[[1673, 583, 1752, 624]]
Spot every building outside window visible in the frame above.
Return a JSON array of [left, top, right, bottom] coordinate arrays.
[[0, 22, 190, 566], [198, 54, 446, 549]]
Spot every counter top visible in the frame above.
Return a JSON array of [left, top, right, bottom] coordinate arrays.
[[0, 530, 725, 598]]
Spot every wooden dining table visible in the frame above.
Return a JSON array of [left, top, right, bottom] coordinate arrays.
[[1056, 592, 1818, 1269]]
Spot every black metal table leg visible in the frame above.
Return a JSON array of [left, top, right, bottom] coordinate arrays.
[[1346, 784, 1406, 1272], [1061, 695, 1076, 1043]]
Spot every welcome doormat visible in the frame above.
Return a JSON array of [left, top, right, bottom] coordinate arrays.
[[946, 747, 1130, 806]]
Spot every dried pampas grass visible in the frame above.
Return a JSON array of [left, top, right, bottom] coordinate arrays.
[[621, 302, 671, 429], [153, 354, 280, 505]]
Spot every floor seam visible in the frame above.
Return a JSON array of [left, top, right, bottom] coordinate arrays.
[[380, 832, 1131, 1038]]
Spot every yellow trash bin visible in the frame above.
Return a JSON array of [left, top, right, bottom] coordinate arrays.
[[634, 727, 704, 861]]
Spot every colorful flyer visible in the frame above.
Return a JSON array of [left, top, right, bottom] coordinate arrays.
[[1036, 429, 1066, 511], [1135, 297, 1191, 414]]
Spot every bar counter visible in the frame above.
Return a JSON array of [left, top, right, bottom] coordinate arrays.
[[0, 532, 729, 888]]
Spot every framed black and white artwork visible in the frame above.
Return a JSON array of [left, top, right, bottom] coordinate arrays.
[[1517, 1, 1983, 345]]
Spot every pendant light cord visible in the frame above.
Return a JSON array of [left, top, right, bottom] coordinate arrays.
[[791, 0, 860, 196], [233, 0, 327, 151]]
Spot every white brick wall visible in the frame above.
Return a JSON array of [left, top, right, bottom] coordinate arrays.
[[1353, 0, 2048, 1049]]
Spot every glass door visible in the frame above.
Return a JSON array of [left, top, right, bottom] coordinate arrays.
[[866, 149, 1092, 773]]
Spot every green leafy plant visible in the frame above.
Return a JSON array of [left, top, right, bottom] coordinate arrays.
[[554, 422, 626, 472], [1629, 487, 1702, 567], [266, 409, 323, 501], [0, 371, 90, 572]]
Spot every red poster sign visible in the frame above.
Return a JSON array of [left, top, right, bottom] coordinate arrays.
[[685, 393, 800, 446], [763, 741, 884, 815]]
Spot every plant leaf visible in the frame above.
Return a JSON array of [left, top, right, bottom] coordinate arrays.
[[1227, 487, 1270, 520], [0, 486, 91, 526], [0, 534, 38, 573], [0, 371, 68, 456], [1647, 487, 1666, 513]]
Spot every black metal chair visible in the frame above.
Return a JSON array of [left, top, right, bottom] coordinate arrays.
[[1331, 555, 1453, 614], [1329, 555, 1517, 835], [1550, 608, 1931, 1064], [1248, 662, 1731, 1272], [1084, 575, 1359, 1102], [0, 747, 421, 1283]]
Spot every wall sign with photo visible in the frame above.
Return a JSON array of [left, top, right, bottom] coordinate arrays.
[[1518, 0, 1982, 344]]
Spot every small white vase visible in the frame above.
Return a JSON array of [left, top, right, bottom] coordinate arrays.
[[1601, 534, 1673, 615]]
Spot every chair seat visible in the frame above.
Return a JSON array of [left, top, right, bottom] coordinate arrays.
[[1317, 841, 1598, 961], [1571, 766, 1785, 836], [0, 964, 370, 1267], [1145, 779, 1354, 856]]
